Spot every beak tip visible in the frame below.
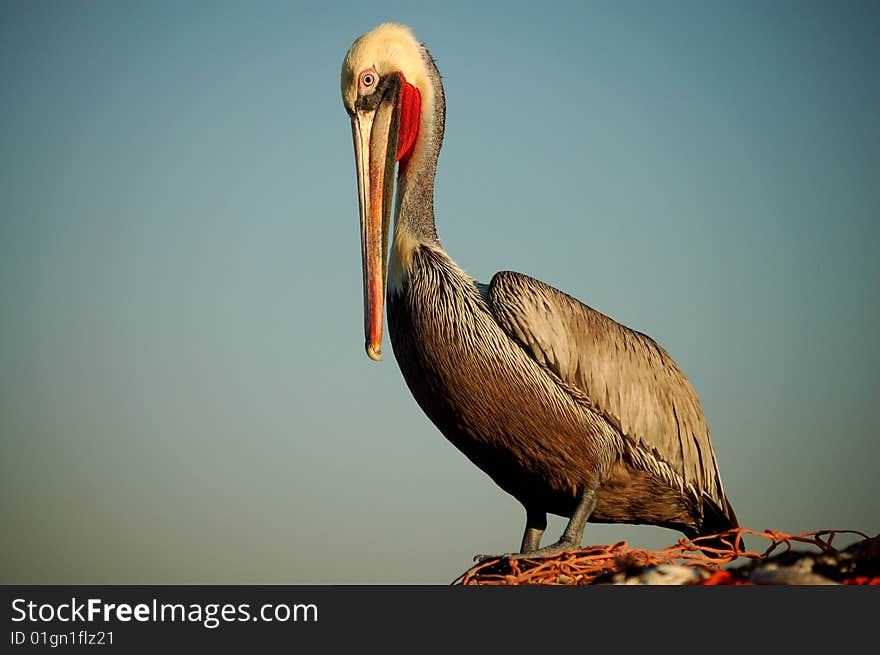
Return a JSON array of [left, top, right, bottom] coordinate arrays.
[[366, 343, 383, 362]]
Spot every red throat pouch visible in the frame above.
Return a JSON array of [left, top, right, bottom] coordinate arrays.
[[396, 75, 421, 163]]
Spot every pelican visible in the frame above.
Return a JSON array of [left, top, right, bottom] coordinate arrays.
[[341, 24, 738, 558]]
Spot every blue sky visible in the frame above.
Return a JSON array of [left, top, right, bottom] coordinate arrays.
[[1, 1, 878, 583]]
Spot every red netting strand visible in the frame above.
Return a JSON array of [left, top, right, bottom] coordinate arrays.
[[453, 528, 879, 586]]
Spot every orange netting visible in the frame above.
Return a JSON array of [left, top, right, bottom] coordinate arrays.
[[453, 528, 880, 585]]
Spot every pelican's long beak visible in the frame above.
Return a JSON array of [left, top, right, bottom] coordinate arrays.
[[351, 84, 400, 361]]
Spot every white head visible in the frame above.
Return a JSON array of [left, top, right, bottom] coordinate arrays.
[[341, 23, 432, 118]]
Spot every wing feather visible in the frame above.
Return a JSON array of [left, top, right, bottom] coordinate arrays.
[[487, 270, 729, 510]]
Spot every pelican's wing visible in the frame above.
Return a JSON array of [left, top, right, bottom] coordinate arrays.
[[486, 270, 732, 517]]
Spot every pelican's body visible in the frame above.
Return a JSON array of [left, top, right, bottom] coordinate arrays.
[[342, 24, 737, 556]]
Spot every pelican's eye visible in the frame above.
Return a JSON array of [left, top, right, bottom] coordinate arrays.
[[358, 67, 379, 95]]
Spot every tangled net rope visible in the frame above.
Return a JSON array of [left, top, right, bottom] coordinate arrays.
[[454, 528, 880, 585]]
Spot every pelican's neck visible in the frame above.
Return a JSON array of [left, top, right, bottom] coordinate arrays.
[[388, 46, 446, 295], [394, 46, 445, 247]]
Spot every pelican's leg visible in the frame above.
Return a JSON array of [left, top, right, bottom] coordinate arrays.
[[507, 486, 599, 560], [473, 508, 547, 562], [519, 508, 547, 553]]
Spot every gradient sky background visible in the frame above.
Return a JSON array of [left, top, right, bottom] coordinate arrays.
[[2, 1, 877, 584]]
